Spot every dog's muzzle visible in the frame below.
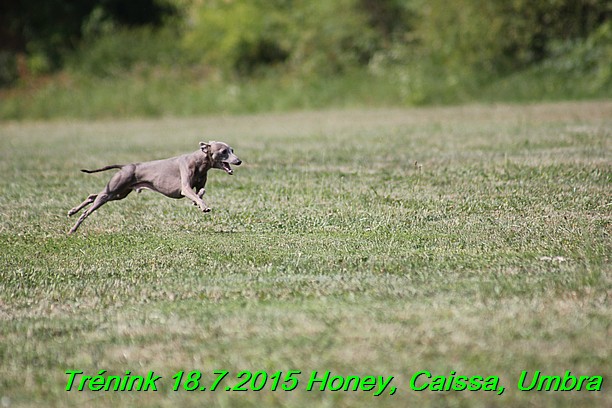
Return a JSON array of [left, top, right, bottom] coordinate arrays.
[[222, 159, 241, 175]]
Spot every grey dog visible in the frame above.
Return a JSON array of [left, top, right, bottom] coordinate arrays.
[[67, 141, 241, 234]]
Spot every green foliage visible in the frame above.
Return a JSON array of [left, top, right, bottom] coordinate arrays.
[[0, 0, 178, 85], [288, 1, 381, 75], [183, 0, 289, 74], [477, 21, 612, 103], [414, 0, 609, 75], [182, 0, 384, 75], [543, 20, 612, 86], [180, 0, 608, 78], [0, 0, 609, 113], [0, 52, 18, 87], [67, 26, 184, 77]]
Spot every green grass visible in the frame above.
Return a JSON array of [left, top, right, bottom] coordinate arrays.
[[1, 61, 610, 121], [0, 101, 610, 407], [0, 70, 403, 120]]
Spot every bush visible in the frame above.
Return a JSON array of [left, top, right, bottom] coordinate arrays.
[[68, 26, 184, 77], [182, 0, 387, 76], [543, 20, 611, 84], [286, 1, 381, 75], [0, 52, 18, 87], [414, 0, 609, 75], [0, 0, 179, 80], [182, 0, 290, 74]]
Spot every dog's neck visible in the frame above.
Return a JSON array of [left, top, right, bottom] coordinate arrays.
[[196, 149, 214, 173]]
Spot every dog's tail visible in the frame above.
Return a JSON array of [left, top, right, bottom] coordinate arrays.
[[81, 165, 124, 174]]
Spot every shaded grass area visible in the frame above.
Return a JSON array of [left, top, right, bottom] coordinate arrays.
[[0, 102, 610, 407]]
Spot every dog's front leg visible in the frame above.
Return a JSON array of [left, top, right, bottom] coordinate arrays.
[[192, 188, 206, 207], [180, 178, 210, 213], [179, 161, 211, 212], [182, 184, 210, 212]]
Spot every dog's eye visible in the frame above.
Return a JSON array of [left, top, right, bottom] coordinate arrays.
[[220, 149, 227, 155]]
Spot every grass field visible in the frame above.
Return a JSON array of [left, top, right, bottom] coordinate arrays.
[[0, 101, 610, 407]]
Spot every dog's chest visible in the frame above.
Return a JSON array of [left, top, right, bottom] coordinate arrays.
[[193, 163, 209, 187]]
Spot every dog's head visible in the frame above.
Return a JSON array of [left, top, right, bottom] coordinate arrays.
[[200, 141, 242, 175]]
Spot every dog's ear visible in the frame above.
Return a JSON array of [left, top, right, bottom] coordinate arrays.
[[199, 141, 210, 154]]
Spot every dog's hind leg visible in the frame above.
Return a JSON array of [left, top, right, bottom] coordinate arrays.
[[67, 189, 132, 234], [68, 194, 98, 216], [68, 166, 138, 234], [68, 192, 111, 234]]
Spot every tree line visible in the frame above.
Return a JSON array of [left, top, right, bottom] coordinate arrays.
[[0, 0, 609, 86]]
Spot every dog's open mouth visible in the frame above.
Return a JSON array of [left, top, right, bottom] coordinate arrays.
[[222, 162, 233, 175]]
